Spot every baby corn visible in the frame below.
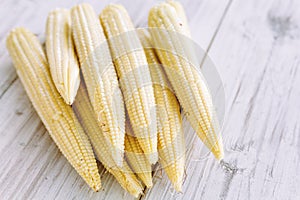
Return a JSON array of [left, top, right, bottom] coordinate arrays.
[[73, 83, 143, 197], [46, 9, 80, 105], [100, 4, 158, 164], [124, 119, 153, 188], [6, 28, 101, 191], [148, 2, 224, 160], [71, 3, 125, 165], [138, 30, 185, 191], [166, 1, 191, 37]]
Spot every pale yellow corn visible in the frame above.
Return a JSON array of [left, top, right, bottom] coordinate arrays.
[[124, 119, 152, 188], [46, 8, 80, 105], [148, 2, 224, 160], [6, 28, 101, 191], [138, 30, 185, 191], [71, 3, 125, 166], [166, 0, 191, 37], [100, 4, 158, 164], [73, 83, 143, 197]]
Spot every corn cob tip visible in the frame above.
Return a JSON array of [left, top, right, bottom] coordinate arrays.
[[135, 170, 152, 188], [6, 27, 26, 43], [100, 4, 132, 29], [210, 137, 224, 160], [125, 125, 153, 188], [148, 2, 181, 29], [142, 174, 153, 188], [130, 188, 143, 198], [103, 3, 127, 12], [71, 2, 92, 9], [147, 152, 158, 165], [80, 164, 101, 192], [214, 152, 224, 161], [213, 144, 224, 161], [7, 28, 101, 192], [100, 4, 131, 27], [70, 3, 94, 16], [48, 8, 68, 14], [162, 160, 185, 192], [46, 8, 80, 105], [173, 179, 183, 192], [120, 174, 143, 198], [131, 191, 142, 198], [174, 184, 182, 192], [92, 182, 101, 192]]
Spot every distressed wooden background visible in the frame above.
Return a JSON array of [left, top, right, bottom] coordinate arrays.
[[0, 0, 299, 199]]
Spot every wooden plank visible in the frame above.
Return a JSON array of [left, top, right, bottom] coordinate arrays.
[[144, 0, 300, 199], [0, 1, 144, 200], [0, 0, 145, 96], [0, 0, 230, 199], [142, 0, 232, 199], [209, 0, 300, 198]]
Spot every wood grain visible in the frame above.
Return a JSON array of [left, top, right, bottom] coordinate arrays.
[[0, 0, 231, 199], [210, 0, 300, 199], [144, 0, 300, 199], [1, 0, 299, 199], [146, 0, 299, 199]]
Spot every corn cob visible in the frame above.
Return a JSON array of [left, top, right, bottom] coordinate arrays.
[[148, 2, 224, 160], [166, 0, 191, 37], [6, 28, 101, 191], [100, 4, 158, 164], [46, 8, 80, 105], [71, 3, 125, 166], [124, 119, 152, 188], [73, 83, 143, 197], [138, 30, 185, 191]]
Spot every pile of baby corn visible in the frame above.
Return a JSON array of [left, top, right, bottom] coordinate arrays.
[[6, 1, 224, 197]]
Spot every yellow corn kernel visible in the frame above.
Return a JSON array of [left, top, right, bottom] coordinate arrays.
[[100, 4, 158, 164], [6, 27, 101, 191], [73, 83, 143, 197], [138, 30, 185, 191], [124, 118, 153, 188], [46, 8, 80, 105], [148, 2, 224, 160], [71, 3, 125, 166]]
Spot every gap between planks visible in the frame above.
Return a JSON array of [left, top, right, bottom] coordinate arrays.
[[139, 0, 234, 199]]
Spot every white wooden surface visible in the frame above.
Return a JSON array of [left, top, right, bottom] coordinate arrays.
[[1, 0, 299, 199]]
